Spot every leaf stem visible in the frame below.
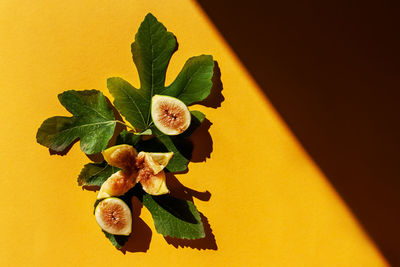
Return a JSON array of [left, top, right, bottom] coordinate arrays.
[[115, 120, 137, 132]]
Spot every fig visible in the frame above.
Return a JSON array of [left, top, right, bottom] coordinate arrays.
[[97, 170, 136, 199], [136, 151, 173, 195], [102, 144, 137, 170], [98, 144, 173, 197], [95, 197, 132, 236], [151, 95, 191, 135]]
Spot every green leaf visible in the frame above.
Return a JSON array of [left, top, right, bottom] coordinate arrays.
[[142, 194, 205, 239], [137, 128, 152, 135], [36, 90, 116, 154], [131, 13, 177, 101], [116, 130, 142, 146], [77, 162, 119, 187], [108, 13, 213, 129], [190, 110, 206, 123], [107, 13, 214, 172], [161, 55, 214, 105], [107, 77, 148, 131], [108, 13, 176, 130], [152, 128, 190, 172]]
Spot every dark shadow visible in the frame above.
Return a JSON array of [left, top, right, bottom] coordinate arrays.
[[196, 0, 400, 265], [190, 118, 213, 162], [81, 185, 99, 192], [121, 196, 152, 253], [166, 173, 211, 202], [196, 61, 224, 108], [164, 213, 217, 250]]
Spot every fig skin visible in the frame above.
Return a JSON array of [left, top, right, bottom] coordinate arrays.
[[95, 197, 132, 236], [151, 95, 191, 135]]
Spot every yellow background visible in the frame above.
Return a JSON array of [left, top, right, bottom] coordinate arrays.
[[0, 0, 388, 266]]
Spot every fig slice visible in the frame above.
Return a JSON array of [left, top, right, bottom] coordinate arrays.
[[136, 151, 173, 195], [97, 170, 136, 199], [102, 144, 137, 170], [95, 197, 132, 236], [140, 171, 168, 196], [151, 95, 191, 135]]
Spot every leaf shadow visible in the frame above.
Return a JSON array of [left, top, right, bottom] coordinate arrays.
[[189, 118, 213, 163], [166, 173, 211, 202]]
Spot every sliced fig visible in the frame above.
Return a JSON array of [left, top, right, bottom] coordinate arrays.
[[95, 197, 132, 236], [140, 170, 168, 195], [136, 151, 173, 195], [151, 95, 191, 135], [102, 144, 137, 170], [97, 170, 136, 199]]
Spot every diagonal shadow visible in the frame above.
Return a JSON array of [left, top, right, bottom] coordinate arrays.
[[196, 0, 400, 265]]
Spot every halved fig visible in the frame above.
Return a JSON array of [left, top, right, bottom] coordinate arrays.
[[95, 197, 132, 236], [97, 170, 136, 199], [102, 144, 137, 170], [135, 151, 173, 195], [151, 95, 191, 135]]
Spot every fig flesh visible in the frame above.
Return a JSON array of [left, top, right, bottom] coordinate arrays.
[[97, 170, 136, 199], [98, 144, 173, 198], [102, 144, 137, 170], [151, 95, 191, 135], [135, 151, 173, 195], [95, 197, 132, 236]]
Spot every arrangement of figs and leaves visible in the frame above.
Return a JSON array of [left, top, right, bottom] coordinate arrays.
[[36, 13, 219, 249]]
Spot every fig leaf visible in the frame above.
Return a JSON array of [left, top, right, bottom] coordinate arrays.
[[78, 162, 119, 187], [36, 90, 116, 155], [161, 55, 214, 105], [107, 14, 213, 171], [152, 128, 190, 172], [107, 14, 213, 131], [142, 194, 205, 239]]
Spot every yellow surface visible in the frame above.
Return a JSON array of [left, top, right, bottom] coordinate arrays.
[[0, 0, 388, 266]]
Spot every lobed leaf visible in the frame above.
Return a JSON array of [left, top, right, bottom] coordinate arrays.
[[107, 14, 214, 172], [161, 55, 214, 105], [36, 90, 116, 154]]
